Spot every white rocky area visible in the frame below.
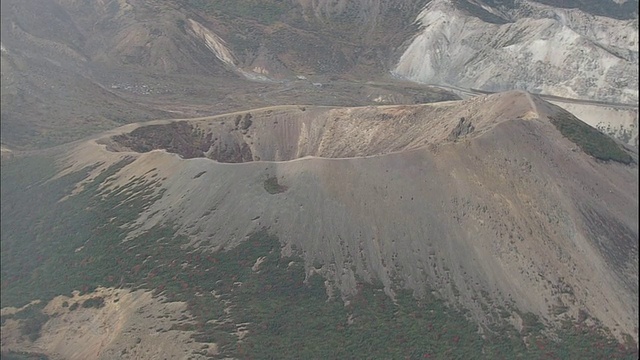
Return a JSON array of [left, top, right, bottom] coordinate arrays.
[[393, 0, 638, 144]]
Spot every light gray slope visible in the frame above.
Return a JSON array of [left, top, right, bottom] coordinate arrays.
[[393, 0, 638, 104]]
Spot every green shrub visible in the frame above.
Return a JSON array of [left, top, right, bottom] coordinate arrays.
[[550, 111, 633, 164], [186, 0, 288, 24], [82, 296, 105, 309], [264, 176, 287, 194], [0, 351, 50, 360], [20, 312, 49, 342]]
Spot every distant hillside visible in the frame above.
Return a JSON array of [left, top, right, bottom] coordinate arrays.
[[394, 0, 638, 104], [3, 0, 637, 150]]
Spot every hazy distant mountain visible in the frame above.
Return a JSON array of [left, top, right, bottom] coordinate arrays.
[[394, 0, 638, 104], [1, 0, 637, 149]]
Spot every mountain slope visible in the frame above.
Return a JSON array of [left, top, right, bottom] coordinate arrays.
[[394, 0, 638, 104], [2, 92, 638, 358], [44, 91, 640, 342]]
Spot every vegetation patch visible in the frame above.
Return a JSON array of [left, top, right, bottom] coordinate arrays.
[[234, 113, 253, 131], [20, 312, 50, 342], [263, 176, 287, 194], [186, 0, 288, 24], [0, 302, 50, 342], [549, 111, 633, 164], [0, 351, 50, 360], [82, 296, 106, 309]]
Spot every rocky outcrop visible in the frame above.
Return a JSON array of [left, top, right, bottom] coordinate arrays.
[[447, 116, 475, 141], [394, 0, 638, 104]]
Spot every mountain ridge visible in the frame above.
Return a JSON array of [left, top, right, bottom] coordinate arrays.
[[41, 91, 638, 345]]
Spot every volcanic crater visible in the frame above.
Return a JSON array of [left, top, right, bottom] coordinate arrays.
[[44, 92, 640, 347], [105, 103, 487, 163]]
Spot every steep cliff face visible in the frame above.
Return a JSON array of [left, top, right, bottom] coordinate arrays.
[[394, 0, 638, 104]]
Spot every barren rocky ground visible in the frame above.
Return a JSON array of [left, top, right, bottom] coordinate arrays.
[[2, 288, 215, 360], [37, 92, 638, 344]]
